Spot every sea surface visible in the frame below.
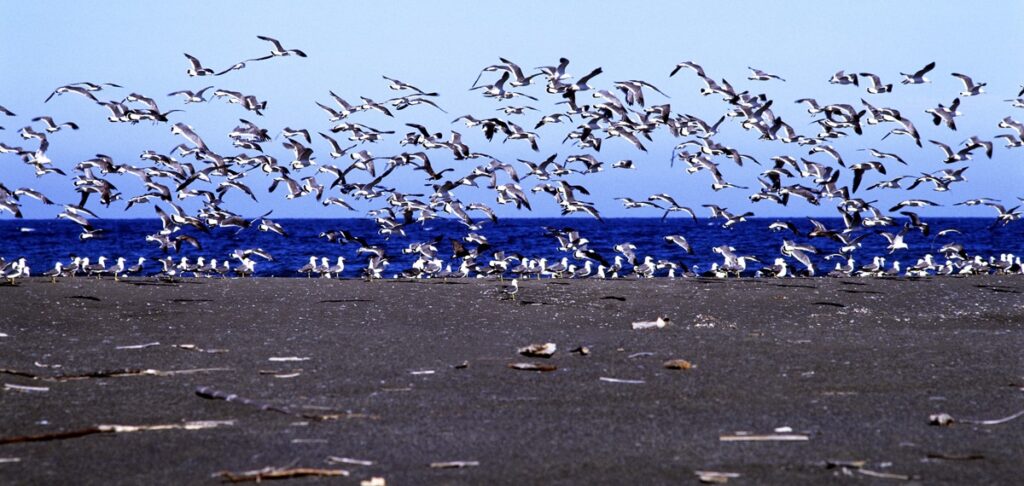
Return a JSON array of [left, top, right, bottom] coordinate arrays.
[[1, 218, 1021, 277]]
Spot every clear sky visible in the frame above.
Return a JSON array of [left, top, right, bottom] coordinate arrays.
[[1, 1, 1023, 219]]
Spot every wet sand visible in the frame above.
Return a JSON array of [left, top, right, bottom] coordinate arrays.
[[1, 276, 1022, 484]]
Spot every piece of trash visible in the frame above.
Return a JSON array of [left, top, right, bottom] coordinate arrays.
[[825, 459, 867, 469], [628, 352, 654, 359], [570, 346, 590, 356], [773, 426, 793, 433], [855, 468, 914, 481], [115, 342, 160, 350], [33, 362, 61, 369], [291, 438, 328, 444], [174, 344, 228, 354], [599, 377, 645, 384], [935, 409, 1024, 426], [926, 452, 985, 461], [3, 383, 50, 393], [0, 333, 8, 338], [268, 356, 310, 362], [326, 457, 374, 466], [631, 317, 669, 330], [453, 361, 469, 369], [361, 477, 386, 486], [214, 466, 349, 482], [720, 433, 809, 442], [663, 359, 694, 370], [410, 370, 435, 375], [0, 458, 21, 464], [429, 461, 479, 469], [258, 369, 302, 378], [518, 342, 556, 358], [508, 363, 557, 372], [695, 471, 740, 484]]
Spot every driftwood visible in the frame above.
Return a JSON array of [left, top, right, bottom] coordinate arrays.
[[507, 362, 557, 372], [429, 461, 479, 469], [720, 434, 809, 442], [214, 466, 349, 482], [0, 367, 231, 382], [195, 386, 376, 421], [0, 420, 234, 445]]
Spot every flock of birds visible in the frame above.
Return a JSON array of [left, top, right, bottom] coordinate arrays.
[[2, 35, 1024, 284]]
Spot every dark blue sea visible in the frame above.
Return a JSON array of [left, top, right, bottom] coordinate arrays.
[[1, 218, 1021, 277]]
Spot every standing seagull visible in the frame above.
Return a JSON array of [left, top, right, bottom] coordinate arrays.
[[248, 35, 308, 61]]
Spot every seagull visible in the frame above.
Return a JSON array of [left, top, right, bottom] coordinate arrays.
[[382, 76, 437, 96], [858, 72, 892, 94], [183, 54, 215, 77], [32, 116, 79, 133], [747, 67, 785, 82], [829, 70, 858, 86], [879, 225, 911, 253], [664, 235, 693, 254], [951, 73, 985, 96], [248, 35, 308, 61], [900, 61, 935, 84], [925, 97, 961, 130], [168, 86, 215, 103]]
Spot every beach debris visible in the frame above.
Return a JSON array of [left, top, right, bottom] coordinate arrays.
[[517, 342, 556, 358], [0, 367, 231, 382], [508, 362, 557, 372], [628, 351, 654, 359], [291, 438, 327, 444], [173, 344, 228, 353], [194, 386, 375, 421], [0, 457, 20, 464], [361, 477, 386, 486], [453, 361, 469, 369], [410, 370, 435, 375], [258, 369, 302, 378], [773, 426, 792, 433], [599, 377, 645, 384], [925, 452, 985, 461], [631, 317, 669, 330], [214, 466, 349, 482], [0, 420, 234, 445], [0, 333, 8, 338], [115, 342, 160, 350], [268, 356, 310, 362], [429, 461, 479, 469], [695, 470, 740, 484], [719, 433, 809, 442], [663, 359, 695, 370], [33, 361, 61, 369], [824, 459, 914, 480], [570, 346, 590, 356], [326, 457, 374, 466], [3, 383, 50, 393], [930, 409, 1024, 426]]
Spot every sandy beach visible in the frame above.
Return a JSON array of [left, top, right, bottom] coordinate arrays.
[[1, 276, 1022, 484]]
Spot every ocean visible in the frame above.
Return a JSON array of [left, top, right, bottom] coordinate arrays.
[[1, 218, 1021, 277]]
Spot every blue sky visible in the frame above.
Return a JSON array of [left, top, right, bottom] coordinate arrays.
[[1, 1, 1023, 219]]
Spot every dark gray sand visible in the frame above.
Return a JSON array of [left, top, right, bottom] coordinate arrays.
[[1, 277, 1022, 484]]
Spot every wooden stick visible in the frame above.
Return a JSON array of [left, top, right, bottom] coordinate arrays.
[[214, 466, 349, 482]]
